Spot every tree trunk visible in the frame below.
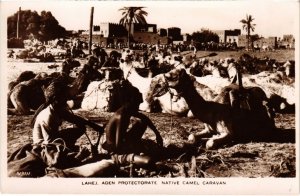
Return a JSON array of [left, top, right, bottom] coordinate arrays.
[[17, 7, 21, 39], [247, 29, 250, 51], [89, 7, 94, 55], [127, 22, 132, 49]]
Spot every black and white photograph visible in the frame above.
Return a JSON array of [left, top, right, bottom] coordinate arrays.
[[0, 0, 299, 194]]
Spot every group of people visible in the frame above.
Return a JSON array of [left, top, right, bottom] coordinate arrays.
[[30, 73, 164, 176]]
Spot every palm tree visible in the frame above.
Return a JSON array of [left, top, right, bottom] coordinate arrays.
[[119, 7, 148, 49], [240, 14, 256, 50]]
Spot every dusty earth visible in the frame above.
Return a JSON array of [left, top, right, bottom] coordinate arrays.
[[5, 49, 296, 178]]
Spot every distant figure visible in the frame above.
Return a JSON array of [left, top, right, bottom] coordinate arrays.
[[143, 50, 149, 67], [173, 56, 185, 69], [98, 48, 108, 68], [193, 45, 197, 55], [222, 58, 242, 86], [221, 58, 245, 110], [148, 54, 159, 77]]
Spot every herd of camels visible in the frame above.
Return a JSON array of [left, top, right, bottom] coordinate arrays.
[[7, 50, 295, 149]]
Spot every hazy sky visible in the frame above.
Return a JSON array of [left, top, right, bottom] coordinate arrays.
[[1, 0, 299, 38]]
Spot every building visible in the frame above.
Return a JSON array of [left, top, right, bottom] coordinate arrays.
[[237, 35, 248, 48], [129, 23, 167, 44], [225, 29, 241, 43], [213, 29, 241, 44], [131, 23, 157, 34], [167, 27, 182, 41], [253, 36, 277, 49], [133, 32, 168, 44], [213, 30, 226, 43], [158, 28, 167, 37], [80, 22, 183, 46], [80, 23, 128, 47], [99, 22, 127, 38], [183, 34, 192, 42], [278, 34, 295, 49]]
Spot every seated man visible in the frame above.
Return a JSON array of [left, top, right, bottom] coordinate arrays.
[[102, 81, 163, 167], [221, 58, 245, 109], [31, 79, 103, 150]]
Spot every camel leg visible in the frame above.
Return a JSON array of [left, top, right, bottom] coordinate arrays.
[[206, 132, 232, 150], [229, 89, 240, 109], [7, 92, 14, 108], [188, 123, 212, 144], [9, 90, 32, 115], [187, 110, 194, 117]]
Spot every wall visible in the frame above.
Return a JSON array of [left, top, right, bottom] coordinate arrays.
[[168, 27, 182, 41], [133, 32, 168, 45], [253, 37, 277, 48], [238, 35, 247, 48], [226, 35, 239, 44]]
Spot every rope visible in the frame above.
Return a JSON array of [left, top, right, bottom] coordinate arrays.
[[163, 74, 173, 131], [124, 63, 134, 80], [169, 91, 173, 132], [51, 138, 67, 151], [67, 105, 96, 150]]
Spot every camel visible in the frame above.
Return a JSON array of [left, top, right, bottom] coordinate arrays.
[[68, 64, 103, 98], [43, 64, 103, 109], [161, 68, 276, 149], [8, 75, 53, 115], [8, 71, 36, 92], [146, 74, 190, 115], [145, 73, 215, 116], [8, 64, 103, 115], [147, 63, 277, 119], [8, 71, 37, 109]]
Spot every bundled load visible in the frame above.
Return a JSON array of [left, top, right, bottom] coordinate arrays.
[[81, 79, 124, 112], [243, 71, 295, 105]]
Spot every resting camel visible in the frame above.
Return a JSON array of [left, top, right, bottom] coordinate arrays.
[[8, 71, 37, 109], [146, 72, 215, 116], [160, 69, 276, 149], [8, 72, 55, 115], [8, 64, 103, 115], [8, 71, 36, 92]]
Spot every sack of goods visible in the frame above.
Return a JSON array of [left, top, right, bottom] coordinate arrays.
[[81, 79, 124, 112]]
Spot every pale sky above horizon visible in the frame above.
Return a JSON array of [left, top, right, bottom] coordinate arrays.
[[1, 0, 299, 38]]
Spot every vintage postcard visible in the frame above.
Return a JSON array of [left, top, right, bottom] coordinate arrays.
[[0, 0, 299, 195]]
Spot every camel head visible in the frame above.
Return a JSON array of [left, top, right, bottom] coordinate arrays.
[[164, 68, 195, 92], [121, 49, 135, 63], [145, 74, 169, 104]]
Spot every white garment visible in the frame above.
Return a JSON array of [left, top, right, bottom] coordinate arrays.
[[32, 104, 63, 144], [227, 63, 238, 83]]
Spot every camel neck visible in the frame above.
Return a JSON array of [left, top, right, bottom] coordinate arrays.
[[179, 80, 210, 121], [181, 80, 205, 103]]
